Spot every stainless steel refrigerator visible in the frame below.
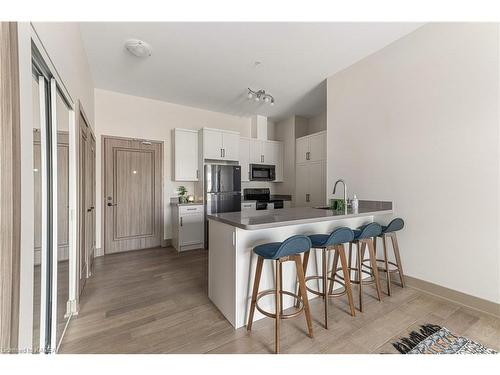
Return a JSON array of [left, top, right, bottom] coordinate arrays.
[[204, 164, 241, 248]]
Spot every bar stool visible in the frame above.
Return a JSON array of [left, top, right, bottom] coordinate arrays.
[[333, 223, 383, 312], [247, 235, 314, 354], [299, 227, 356, 329], [373, 218, 406, 296]]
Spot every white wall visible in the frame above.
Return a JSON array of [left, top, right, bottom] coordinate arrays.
[[31, 22, 95, 127], [94, 88, 252, 248], [308, 111, 326, 133], [327, 23, 500, 303]]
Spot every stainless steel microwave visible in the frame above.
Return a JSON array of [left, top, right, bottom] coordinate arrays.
[[249, 164, 276, 181]]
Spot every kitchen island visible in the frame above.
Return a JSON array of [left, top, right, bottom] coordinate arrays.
[[207, 200, 393, 328]]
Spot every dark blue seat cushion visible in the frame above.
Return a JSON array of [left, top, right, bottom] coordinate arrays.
[[309, 227, 354, 247], [253, 235, 312, 259], [254, 242, 282, 259], [382, 218, 404, 233], [353, 222, 382, 240]]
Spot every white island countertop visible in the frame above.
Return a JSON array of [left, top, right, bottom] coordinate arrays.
[[207, 200, 392, 230]]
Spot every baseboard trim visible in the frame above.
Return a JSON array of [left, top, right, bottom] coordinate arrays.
[[95, 247, 104, 257], [161, 239, 172, 248], [405, 275, 500, 319]]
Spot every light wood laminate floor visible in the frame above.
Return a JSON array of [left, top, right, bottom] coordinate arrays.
[[60, 247, 500, 354]]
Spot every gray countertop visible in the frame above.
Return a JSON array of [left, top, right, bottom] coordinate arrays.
[[170, 201, 203, 206], [207, 200, 393, 230]]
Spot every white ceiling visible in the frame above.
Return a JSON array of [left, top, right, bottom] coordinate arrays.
[[80, 22, 423, 121]]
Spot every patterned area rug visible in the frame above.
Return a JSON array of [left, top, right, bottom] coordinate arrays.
[[392, 324, 497, 354]]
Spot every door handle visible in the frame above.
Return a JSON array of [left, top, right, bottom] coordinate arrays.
[[306, 194, 310, 202], [107, 202, 117, 207], [87, 206, 95, 212], [180, 217, 183, 226]]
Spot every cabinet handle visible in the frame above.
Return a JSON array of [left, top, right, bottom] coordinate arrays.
[[186, 208, 197, 211], [220, 148, 223, 157], [223, 148, 226, 157], [180, 217, 183, 226], [248, 171, 251, 180], [306, 194, 310, 202], [196, 170, 199, 179]]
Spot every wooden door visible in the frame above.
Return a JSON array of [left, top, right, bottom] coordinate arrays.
[[104, 137, 163, 254], [203, 129, 223, 160], [221, 131, 239, 161]]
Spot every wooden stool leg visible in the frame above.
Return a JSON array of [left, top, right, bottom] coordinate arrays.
[[295, 250, 310, 308], [294, 255, 313, 338], [328, 248, 339, 295], [391, 233, 406, 288], [337, 244, 356, 317], [279, 261, 283, 315], [382, 235, 391, 296], [247, 256, 264, 331], [348, 242, 353, 282], [356, 242, 363, 312], [275, 259, 281, 354], [322, 248, 328, 329], [367, 239, 383, 302]]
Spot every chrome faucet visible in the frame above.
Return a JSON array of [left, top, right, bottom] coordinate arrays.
[[333, 179, 348, 209]]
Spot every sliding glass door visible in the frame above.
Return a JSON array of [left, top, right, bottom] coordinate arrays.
[[32, 41, 75, 354]]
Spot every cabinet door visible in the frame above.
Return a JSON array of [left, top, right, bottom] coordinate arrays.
[[179, 212, 204, 246], [309, 161, 326, 207], [203, 129, 223, 160], [174, 129, 199, 181], [221, 132, 240, 161], [249, 139, 263, 163], [239, 138, 250, 182], [295, 137, 309, 164], [309, 132, 326, 162], [263, 141, 277, 165], [273, 142, 284, 182], [295, 163, 309, 207]]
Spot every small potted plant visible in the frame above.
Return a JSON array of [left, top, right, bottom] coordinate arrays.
[[177, 186, 188, 203]]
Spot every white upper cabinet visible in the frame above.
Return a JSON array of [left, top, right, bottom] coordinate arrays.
[[239, 138, 250, 182], [222, 131, 240, 161], [201, 128, 240, 161], [173, 128, 199, 181], [296, 131, 327, 164], [249, 138, 263, 163]]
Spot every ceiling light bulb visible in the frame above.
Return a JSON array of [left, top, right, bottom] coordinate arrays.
[[270, 100, 275, 106], [264, 96, 270, 103], [247, 92, 253, 99], [255, 96, 260, 102]]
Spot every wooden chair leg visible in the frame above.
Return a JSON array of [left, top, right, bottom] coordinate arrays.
[[391, 233, 406, 288], [328, 248, 339, 295], [356, 242, 363, 312], [247, 256, 264, 331], [295, 250, 310, 308], [322, 248, 328, 329], [367, 239, 383, 302], [275, 259, 281, 354], [337, 244, 355, 317], [382, 235, 391, 296], [294, 255, 313, 338]]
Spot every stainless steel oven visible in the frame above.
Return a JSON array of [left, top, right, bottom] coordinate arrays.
[[249, 164, 276, 181]]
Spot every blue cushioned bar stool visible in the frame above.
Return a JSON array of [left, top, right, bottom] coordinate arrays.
[[373, 218, 406, 296], [299, 227, 356, 329], [333, 222, 383, 312], [247, 235, 314, 354]]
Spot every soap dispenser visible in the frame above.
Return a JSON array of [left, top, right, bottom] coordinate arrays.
[[352, 194, 359, 211]]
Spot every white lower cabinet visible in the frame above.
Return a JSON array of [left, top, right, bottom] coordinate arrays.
[[295, 161, 326, 207], [172, 204, 204, 252]]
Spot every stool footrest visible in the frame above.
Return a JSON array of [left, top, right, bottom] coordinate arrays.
[[255, 289, 304, 320], [304, 275, 347, 298]]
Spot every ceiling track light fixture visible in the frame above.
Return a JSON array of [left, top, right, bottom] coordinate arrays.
[[247, 88, 275, 106], [125, 39, 152, 58]]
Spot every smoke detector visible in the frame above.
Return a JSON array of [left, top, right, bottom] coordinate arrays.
[[125, 39, 152, 58]]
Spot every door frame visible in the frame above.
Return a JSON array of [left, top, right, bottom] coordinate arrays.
[[101, 135, 164, 255], [75, 101, 94, 306], [0, 21, 21, 353]]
